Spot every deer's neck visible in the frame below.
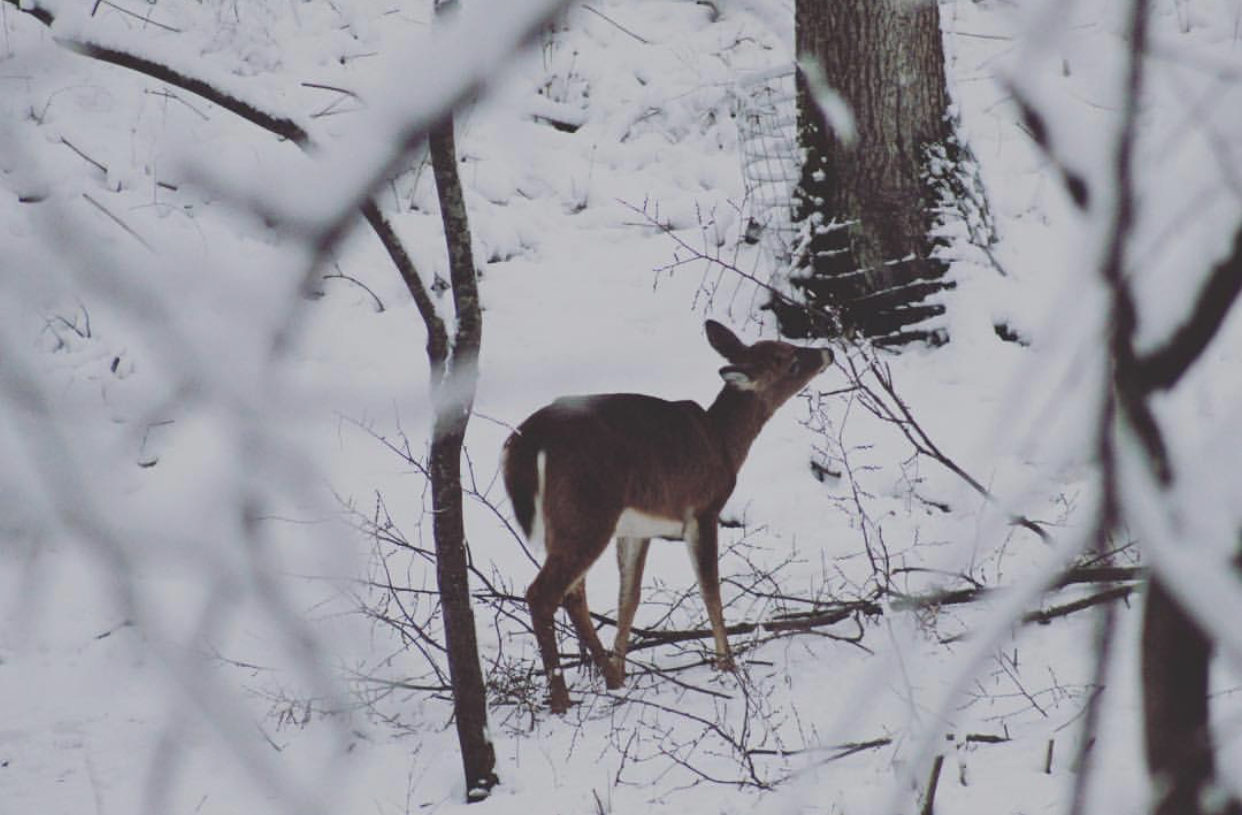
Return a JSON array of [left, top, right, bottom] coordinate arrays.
[[706, 386, 770, 473]]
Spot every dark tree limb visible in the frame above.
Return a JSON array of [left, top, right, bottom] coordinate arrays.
[[1, 0, 547, 376], [58, 38, 308, 144], [3, 0, 450, 344], [920, 754, 945, 815], [591, 569, 1142, 654], [1023, 586, 1133, 626], [1076, 5, 1176, 814], [1082, 2, 1239, 813], [359, 201, 449, 374], [1136, 223, 1242, 394], [4, 0, 310, 144]]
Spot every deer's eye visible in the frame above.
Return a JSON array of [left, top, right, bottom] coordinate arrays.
[[786, 358, 801, 374]]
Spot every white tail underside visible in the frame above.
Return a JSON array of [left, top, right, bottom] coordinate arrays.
[[530, 451, 548, 552]]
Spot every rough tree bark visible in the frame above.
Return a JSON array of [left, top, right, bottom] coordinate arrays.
[[777, 0, 954, 345], [427, 113, 499, 801]]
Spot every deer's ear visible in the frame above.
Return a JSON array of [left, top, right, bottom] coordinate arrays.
[[719, 365, 758, 390], [705, 320, 747, 361]]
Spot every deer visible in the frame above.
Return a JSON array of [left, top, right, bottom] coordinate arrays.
[[502, 320, 834, 713]]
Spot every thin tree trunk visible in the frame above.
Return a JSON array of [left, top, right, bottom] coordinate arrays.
[[780, 0, 954, 345], [428, 113, 498, 801], [1142, 580, 1214, 815]]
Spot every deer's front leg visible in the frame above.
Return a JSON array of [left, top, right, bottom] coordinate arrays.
[[687, 514, 734, 672]]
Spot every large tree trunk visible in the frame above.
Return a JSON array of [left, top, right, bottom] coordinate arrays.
[[777, 0, 953, 346], [427, 114, 498, 802]]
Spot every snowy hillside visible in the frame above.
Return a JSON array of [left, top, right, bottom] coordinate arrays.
[[2, 1, 1240, 814]]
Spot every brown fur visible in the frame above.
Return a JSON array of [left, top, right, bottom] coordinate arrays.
[[501, 430, 540, 539], [504, 320, 833, 713]]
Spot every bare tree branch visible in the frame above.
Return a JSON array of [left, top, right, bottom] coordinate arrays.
[[2, 0, 462, 378], [1136, 222, 1242, 393]]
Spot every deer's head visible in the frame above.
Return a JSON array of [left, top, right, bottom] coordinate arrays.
[[705, 319, 834, 414]]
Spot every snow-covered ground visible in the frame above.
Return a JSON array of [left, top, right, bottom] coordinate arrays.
[[2, 0, 1241, 813]]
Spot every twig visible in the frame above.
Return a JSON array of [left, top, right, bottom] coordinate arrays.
[[858, 356, 1050, 542], [93, 0, 181, 32], [60, 135, 177, 192], [589, 691, 772, 788], [81, 192, 153, 251], [255, 723, 284, 753], [620, 657, 733, 700], [748, 736, 893, 760], [821, 737, 893, 761], [580, 4, 650, 44], [1024, 586, 1134, 626], [321, 270, 385, 312], [60, 136, 107, 175], [302, 81, 362, 119], [144, 88, 210, 121], [626, 196, 1053, 544], [301, 81, 358, 97], [612, 570, 1139, 653]]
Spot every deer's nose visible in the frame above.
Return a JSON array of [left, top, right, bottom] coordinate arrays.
[[819, 348, 835, 368]]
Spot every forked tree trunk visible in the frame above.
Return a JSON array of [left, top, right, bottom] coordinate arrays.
[[777, 0, 954, 346], [427, 114, 499, 801]]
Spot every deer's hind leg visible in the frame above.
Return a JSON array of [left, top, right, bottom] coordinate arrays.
[[525, 510, 617, 714], [526, 556, 578, 714], [562, 580, 622, 688]]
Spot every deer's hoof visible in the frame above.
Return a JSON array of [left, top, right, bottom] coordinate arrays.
[[604, 657, 626, 690], [548, 689, 571, 715], [547, 672, 572, 714]]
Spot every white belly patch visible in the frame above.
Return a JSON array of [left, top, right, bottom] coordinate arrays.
[[613, 509, 685, 540]]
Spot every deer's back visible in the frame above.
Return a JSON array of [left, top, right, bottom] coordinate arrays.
[[517, 393, 735, 521]]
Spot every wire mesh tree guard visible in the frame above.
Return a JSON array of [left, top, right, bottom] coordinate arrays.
[[734, 65, 801, 274]]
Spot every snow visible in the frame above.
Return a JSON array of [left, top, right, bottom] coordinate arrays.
[[2, 0, 1241, 814]]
